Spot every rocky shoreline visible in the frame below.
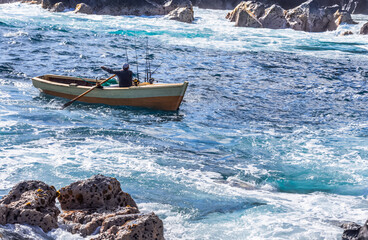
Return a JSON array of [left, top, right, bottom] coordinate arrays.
[[0, 0, 365, 33], [0, 175, 164, 239], [226, 0, 359, 32]]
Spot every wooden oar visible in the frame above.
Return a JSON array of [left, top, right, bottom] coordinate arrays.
[[61, 74, 116, 109]]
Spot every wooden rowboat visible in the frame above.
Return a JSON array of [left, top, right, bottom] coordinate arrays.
[[32, 74, 189, 111]]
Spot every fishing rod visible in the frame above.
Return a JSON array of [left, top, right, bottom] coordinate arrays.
[[134, 34, 139, 81], [125, 35, 129, 64], [145, 37, 149, 82], [151, 61, 163, 75]]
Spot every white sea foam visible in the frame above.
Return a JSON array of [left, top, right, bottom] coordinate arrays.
[[1, 3, 368, 240]]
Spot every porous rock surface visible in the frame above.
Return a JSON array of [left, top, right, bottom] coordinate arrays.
[[58, 174, 164, 239], [227, 0, 357, 32], [0, 181, 60, 232]]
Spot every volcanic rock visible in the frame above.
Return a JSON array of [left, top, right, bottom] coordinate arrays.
[[360, 22, 368, 35], [93, 213, 164, 240], [58, 175, 164, 239], [60, 206, 140, 237], [167, 6, 194, 23], [0, 181, 60, 232], [58, 174, 137, 211]]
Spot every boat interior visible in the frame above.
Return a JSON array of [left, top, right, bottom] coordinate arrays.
[[41, 75, 97, 86]]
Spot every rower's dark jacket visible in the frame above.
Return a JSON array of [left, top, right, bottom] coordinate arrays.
[[101, 66, 132, 87]]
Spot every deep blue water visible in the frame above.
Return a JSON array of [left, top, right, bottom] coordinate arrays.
[[1, 3, 368, 239]]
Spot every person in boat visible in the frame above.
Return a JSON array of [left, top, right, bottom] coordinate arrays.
[[101, 63, 132, 87]]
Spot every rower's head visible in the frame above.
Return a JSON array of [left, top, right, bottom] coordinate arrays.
[[123, 63, 129, 70]]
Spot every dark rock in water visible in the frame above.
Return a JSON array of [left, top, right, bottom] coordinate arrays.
[[341, 220, 368, 240], [0, 0, 19, 3], [0, 181, 60, 232], [74, 3, 93, 14], [41, 0, 194, 16], [167, 6, 195, 23], [358, 220, 368, 240], [58, 174, 137, 211], [50, 2, 65, 12], [361, 22, 368, 35], [340, 30, 353, 35], [58, 175, 164, 239]]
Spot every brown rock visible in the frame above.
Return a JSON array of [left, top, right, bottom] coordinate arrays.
[[235, 7, 262, 28], [93, 213, 164, 240], [0, 181, 59, 232], [167, 6, 194, 23], [226, 1, 265, 22], [58, 174, 137, 211]]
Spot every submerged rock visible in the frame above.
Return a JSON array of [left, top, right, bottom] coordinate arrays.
[[0, 181, 60, 232]]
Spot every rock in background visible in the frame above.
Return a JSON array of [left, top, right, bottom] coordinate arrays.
[[227, 0, 357, 32], [0, 181, 60, 232], [167, 6, 195, 23]]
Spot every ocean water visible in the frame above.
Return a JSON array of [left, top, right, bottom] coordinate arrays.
[[1, 3, 368, 239]]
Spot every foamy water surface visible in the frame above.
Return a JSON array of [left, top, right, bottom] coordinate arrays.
[[1, 3, 368, 239]]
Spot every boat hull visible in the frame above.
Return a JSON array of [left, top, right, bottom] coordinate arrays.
[[32, 75, 188, 111]]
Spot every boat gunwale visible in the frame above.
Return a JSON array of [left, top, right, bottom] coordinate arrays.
[[32, 75, 188, 91]]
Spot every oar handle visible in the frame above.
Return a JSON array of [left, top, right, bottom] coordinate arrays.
[[61, 74, 116, 109]]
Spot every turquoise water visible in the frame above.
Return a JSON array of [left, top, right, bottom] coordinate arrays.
[[1, 3, 368, 239]]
